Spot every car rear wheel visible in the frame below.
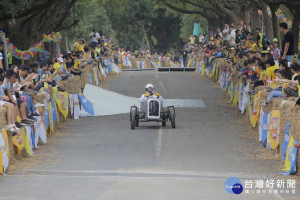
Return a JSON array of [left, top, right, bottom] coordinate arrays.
[[169, 109, 176, 128], [130, 108, 136, 129]]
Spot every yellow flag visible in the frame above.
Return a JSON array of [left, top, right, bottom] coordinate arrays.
[[187, 59, 192, 67], [201, 64, 205, 76], [233, 82, 240, 106], [2, 129, 9, 159], [22, 127, 32, 155], [57, 92, 69, 120], [97, 68, 103, 82], [268, 110, 281, 150], [12, 132, 24, 155], [251, 91, 261, 127], [0, 129, 9, 174], [282, 135, 296, 171]]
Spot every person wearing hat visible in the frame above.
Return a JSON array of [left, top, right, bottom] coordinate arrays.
[[53, 57, 69, 81]]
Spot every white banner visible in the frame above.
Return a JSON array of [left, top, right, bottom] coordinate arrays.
[[0, 132, 9, 174]]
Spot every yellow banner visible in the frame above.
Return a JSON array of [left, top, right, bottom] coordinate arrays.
[[53, 87, 69, 120], [22, 127, 32, 155], [282, 135, 296, 172], [12, 132, 24, 155], [268, 110, 281, 149], [251, 91, 261, 127]]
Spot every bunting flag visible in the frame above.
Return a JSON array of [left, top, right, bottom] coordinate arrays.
[[3, 31, 62, 60], [281, 121, 290, 161], [280, 136, 298, 175], [0, 129, 9, 174], [275, 8, 293, 28], [268, 110, 281, 150], [266, 7, 272, 17], [78, 93, 94, 115]]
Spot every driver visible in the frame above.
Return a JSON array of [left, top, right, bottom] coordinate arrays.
[[139, 83, 163, 102]]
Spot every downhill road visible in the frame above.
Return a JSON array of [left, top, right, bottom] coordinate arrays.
[[0, 71, 298, 200]]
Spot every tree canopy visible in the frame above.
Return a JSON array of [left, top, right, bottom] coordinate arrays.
[[0, 0, 299, 54]]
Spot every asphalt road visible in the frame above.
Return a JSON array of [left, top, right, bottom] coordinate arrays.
[[0, 71, 299, 200]]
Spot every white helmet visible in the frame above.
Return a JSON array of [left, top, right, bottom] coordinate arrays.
[[145, 83, 154, 94]]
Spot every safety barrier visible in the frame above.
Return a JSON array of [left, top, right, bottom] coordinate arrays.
[[119, 56, 200, 70], [195, 57, 300, 176]]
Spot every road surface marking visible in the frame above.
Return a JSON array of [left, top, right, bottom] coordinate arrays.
[[159, 80, 166, 91], [164, 99, 205, 108], [155, 127, 163, 160], [155, 73, 160, 79]]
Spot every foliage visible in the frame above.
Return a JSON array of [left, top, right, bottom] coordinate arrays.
[[62, 0, 114, 44], [180, 14, 207, 42]]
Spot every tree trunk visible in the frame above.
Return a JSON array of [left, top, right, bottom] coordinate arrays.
[[269, 5, 280, 46], [244, 4, 251, 26], [291, 14, 299, 54]]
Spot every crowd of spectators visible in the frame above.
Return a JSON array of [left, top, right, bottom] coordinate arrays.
[[182, 22, 299, 104], [0, 29, 125, 133], [183, 22, 300, 147]]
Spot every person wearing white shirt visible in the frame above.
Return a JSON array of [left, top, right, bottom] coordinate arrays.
[[90, 29, 100, 48], [229, 26, 236, 47]]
